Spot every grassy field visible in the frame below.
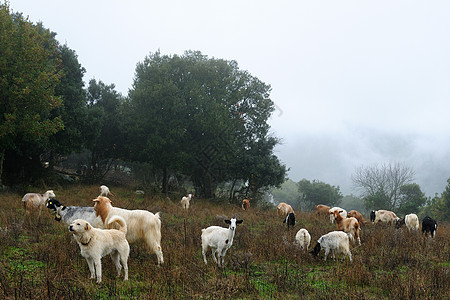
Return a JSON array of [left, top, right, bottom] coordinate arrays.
[[0, 185, 448, 299]]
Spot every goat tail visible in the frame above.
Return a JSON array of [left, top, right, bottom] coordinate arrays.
[[108, 215, 127, 234]]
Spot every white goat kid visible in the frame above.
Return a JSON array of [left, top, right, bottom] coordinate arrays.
[[180, 194, 192, 210], [295, 228, 311, 251], [22, 190, 56, 219], [99, 185, 114, 197], [201, 218, 243, 267]]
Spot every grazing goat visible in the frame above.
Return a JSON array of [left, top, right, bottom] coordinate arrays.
[[422, 216, 438, 238], [242, 199, 250, 210], [315, 204, 330, 217], [46, 199, 103, 228], [201, 218, 243, 267], [284, 212, 296, 229], [331, 210, 361, 245], [181, 194, 193, 210], [99, 185, 114, 197], [93, 196, 164, 265], [22, 190, 56, 218], [347, 210, 366, 226], [295, 228, 311, 251], [396, 213, 419, 231], [329, 207, 347, 223], [370, 209, 399, 225], [310, 231, 352, 262], [277, 202, 295, 218]]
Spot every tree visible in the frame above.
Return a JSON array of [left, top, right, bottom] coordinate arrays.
[[0, 5, 63, 185], [82, 79, 123, 183], [352, 162, 415, 210], [125, 50, 286, 197], [397, 183, 426, 216], [297, 179, 343, 210]]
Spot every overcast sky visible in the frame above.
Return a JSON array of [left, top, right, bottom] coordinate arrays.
[[10, 0, 450, 196]]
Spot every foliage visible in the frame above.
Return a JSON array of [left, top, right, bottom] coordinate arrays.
[[271, 179, 299, 207], [125, 50, 286, 197], [396, 183, 427, 216], [82, 79, 123, 183], [419, 178, 450, 221], [0, 4, 63, 185], [297, 179, 343, 210], [340, 194, 366, 213]]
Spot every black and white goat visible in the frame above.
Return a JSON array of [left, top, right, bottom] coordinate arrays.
[[46, 199, 103, 228], [422, 216, 438, 238]]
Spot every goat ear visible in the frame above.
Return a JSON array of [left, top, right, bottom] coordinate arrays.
[[224, 220, 231, 224], [339, 210, 343, 213], [85, 222, 91, 231], [236, 220, 243, 224]]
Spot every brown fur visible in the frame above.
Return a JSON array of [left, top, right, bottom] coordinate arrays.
[[347, 210, 366, 225], [242, 199, 250, 210], [277, 202, 295, 217], [331, 210, 361, 245], [315, 204, 331, 216]]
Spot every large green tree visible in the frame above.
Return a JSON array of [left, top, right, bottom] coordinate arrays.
[[0, 5, 63, 185], [125, 50, 286, 197]]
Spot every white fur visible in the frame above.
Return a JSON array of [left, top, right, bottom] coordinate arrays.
[[22, 190, 56, 217], [329, 207, 347, 223], [180, 194, 192, 210], [405, 213, 419, 231], [201, 218, 243, 266], [69, 216, 129, 283], [374, 210, 399, 224], [295, 228, 311, 251], [315, 231, 352, 262], [93, 197, 164, 265], [99, 185, 113, 197]]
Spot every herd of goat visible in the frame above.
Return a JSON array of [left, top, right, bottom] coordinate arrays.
[[20, 186, 439, 282]]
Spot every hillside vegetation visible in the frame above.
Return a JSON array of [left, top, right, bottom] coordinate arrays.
[[0, 185, 448, 299]]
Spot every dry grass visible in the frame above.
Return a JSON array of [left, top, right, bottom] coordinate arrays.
[[0, 185, 448, 299]]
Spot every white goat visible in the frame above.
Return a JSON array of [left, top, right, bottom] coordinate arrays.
[[22, 190, 56, 218], [329, 207, 347, 223], [310, 231, 352, 262], [295, 228, 311, 251], [181, 194, 193, 210], [99, 185, 114, 197], [201, 218, 243, 267]]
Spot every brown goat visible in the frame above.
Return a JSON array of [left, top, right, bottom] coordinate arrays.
[[347, 210, 366, 226], [315, 204, 331, 217], [242, 199, 250, 210], [331, 210, 361, 245]]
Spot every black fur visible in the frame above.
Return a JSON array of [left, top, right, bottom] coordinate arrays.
[[284, 212, 295, 228], [310, 242, 321, 256], [422, 216, 438, 237], [370, 210, 376, 223]]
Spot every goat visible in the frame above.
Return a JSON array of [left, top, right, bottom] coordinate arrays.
[[46, 199, 103, 228], [277, 202, 295, 218], [370, 209, 399, 225], [310, 231, 352, 262], [99, 185, 114, 197], [93, 196, 164, 265], [22, 190, 56, 219], [396, 213, 419, 231], [315, 204, 330, 217], [295, 228, 311, 251], [284, 212, 296, 229], [329, 207, 347, 223], [331, 210, 361, 245], [242, 199, 250, 210], [347, 210, 366, 226], [181, 194, 193, 210], [201, 218, 243, 267], [422, 216, 438, 238]]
